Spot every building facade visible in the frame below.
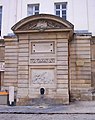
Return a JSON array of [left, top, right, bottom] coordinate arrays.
[[0, 0, 95, 37], [0, 0, 95, 105]]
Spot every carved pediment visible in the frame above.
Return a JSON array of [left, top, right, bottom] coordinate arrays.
[[18, 19, 67, 31], [12, 14, 74, 33]]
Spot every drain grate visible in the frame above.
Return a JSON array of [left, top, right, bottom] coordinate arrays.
[[35, 105, 48, 109]]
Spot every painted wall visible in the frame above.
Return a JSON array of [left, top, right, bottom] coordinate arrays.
[[0, 0, 95, 37]]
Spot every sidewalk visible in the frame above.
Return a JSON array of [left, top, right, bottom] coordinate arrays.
[[0, 101, 95, 114]]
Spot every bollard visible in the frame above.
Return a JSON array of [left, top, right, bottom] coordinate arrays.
[[9, 86, 14, 106]]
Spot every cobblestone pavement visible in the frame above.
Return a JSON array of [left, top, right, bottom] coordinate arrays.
[[0, 114, 95, 120]]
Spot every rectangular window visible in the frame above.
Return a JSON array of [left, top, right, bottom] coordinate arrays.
[[54, 2, 67, 20], [0, 6, 2, 36], [27, 4, 39, 16]]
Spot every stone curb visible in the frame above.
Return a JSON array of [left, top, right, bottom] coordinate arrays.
[[0, 112, 95, 114]]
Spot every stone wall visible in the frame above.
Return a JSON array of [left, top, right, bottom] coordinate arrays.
[[3, 14, 94, 105], [3, 37, 18, 91], [0, 40, 4, 61], [28, 32, 69, 105], [2, 33, 95, 105], [56, 35, 69, 104], [0, 39, 5, 89], [10, 14, 73, 105], [91, 37, 95, 100], [69, 33, 92, 101], [17, 34, 29, 105]]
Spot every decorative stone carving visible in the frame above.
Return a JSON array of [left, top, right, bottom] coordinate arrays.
[[32, 69, 54, 84], [18, 19, 67, 31], [30, 58, 55, 63]]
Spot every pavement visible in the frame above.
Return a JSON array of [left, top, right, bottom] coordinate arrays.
[[0, 101, 95, 114]]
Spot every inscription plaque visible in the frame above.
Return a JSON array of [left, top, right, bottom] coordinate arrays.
[[31, 42, 54, 53]]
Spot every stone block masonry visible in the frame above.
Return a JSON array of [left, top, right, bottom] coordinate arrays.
[[69, 34, 92, 101], [1, 14, 93, 105], [3, 37, 18, 91]]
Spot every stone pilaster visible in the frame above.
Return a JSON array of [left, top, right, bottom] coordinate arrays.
[[17, 34, 29, 105], [56, 38, 69, 104]]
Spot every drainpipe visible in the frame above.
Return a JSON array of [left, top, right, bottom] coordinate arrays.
[[15, 0, 17, 23], [86, 0, 89, 32]]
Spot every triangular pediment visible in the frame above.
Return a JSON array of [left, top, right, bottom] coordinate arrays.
[[12, 14, 74, 33]]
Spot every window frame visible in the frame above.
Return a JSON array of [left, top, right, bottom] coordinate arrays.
[[27, 4, 39, 16], [54, 2, 67, 20]]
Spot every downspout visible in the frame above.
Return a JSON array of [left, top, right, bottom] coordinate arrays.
[[86, 0, 89, 32], [15, 0, 17, 23]]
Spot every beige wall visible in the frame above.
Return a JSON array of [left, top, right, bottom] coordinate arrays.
[[0, 40, 5, 90], [0, 34, 94, 105], [91, 37, 95, 100], [0, 47, 4, 61], [3, 37, 18, 91], [1, 14, 94, 105], [69, 34, 92, 101], [16, 32, 70, 105]]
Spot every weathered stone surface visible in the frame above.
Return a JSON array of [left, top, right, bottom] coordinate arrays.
[[69, 35, 92, 101], [1, 14, 93, 106]]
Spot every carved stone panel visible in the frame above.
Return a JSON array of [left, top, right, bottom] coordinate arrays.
[[31, 69, 54, 84], [30, 58, 55, 63], [18, 19, 67, 31]]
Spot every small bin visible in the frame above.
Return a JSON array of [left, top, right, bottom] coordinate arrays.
[[0, 91, 9, 105]]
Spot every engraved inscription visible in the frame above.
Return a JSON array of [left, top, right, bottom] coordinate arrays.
[[32, 69, 54, 84], [30, 58, 55, 63]]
